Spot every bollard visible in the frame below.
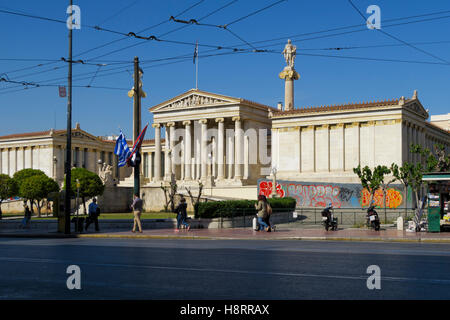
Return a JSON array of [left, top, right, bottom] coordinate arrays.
[[397, 216, 404, 231]]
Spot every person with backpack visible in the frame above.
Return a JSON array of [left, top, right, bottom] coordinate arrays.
[[255, 195, 271, 232], [174, 195, 190, 232], [85, 198, 100, 232], [263, 196, 275, 231]]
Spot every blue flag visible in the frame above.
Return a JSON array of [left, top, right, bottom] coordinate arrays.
[[114, 131, 131, 167]]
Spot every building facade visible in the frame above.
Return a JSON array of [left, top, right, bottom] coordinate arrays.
[[0, 124, 129, 185], [270, 91, 450, 184]]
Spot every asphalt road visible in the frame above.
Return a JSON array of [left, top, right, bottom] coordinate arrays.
[[1, 237, 450, 300]]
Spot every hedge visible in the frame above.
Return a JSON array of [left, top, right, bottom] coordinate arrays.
[[195, 197, 296, 219]]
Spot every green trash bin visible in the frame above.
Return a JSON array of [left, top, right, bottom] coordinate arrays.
[[427, 207, 441, 233]]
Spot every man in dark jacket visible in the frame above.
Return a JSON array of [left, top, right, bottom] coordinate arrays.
[[174, 195, 190, 231], [85, 198, 100, 232]]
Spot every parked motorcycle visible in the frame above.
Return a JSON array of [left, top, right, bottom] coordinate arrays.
[[321, 207, 338, 231], [367, 206, 380, 231]]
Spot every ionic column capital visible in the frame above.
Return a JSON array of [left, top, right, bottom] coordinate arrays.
[[166, 122, 176, 127], [232, 116, 241, 122], [152, 123, 161, 128], [215, 117, 225, 123], [199, 119, 208, 124], [182, 120, 191, 125]]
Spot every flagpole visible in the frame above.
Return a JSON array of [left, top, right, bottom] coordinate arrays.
[[195, 40, 198, 89]]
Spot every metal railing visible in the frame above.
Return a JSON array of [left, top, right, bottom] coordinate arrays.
[[212, 207, 418, 228]]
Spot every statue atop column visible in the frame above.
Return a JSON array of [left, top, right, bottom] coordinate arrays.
[[279, 40, 300, 111], [282, 39, 296, 68]]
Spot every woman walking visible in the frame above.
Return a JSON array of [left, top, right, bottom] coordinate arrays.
[[255, 195, 271, 232]]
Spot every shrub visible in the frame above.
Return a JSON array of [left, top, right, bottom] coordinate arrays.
[[196, 197, 296, 219]]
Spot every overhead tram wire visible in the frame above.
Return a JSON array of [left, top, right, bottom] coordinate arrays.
[[0, 50, 256, 96], [0, 1, 204, 85], [84, 0, 238, 61], [3, 6, 450, 79], [347, 0, 450, 65], [96, 0, 142, 27], [3, 10, 450, 87], [74, 0, 206, 58], [168, 0, 286, 50], [3, 7, 450, 90], [212, 10, 450, 51]]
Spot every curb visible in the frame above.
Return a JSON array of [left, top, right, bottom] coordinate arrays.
[[2, 232, 450, 243]]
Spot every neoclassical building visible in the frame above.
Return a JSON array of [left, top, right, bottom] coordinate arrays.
[[0, 123, 129, 185], [1, 40, 449, 210], [270, 91, 450, 183]]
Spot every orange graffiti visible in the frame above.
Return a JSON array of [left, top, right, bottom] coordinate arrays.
[[361, 188, 403, 208]]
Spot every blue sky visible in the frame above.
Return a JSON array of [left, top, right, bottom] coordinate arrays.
[[1, 0, 449, 139]]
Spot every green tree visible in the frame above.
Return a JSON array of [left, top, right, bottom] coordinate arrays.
[[63, 168, 104, 214], [0, 174, 18, 219], [353, 165, 391, 205], [391, 162, 412, 215], [13, 169, 46, 213], [411, 143, 449, 172], [19, 175, 59, 217]]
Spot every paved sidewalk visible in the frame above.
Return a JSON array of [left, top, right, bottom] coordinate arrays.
[[1, 226, 450, 242]]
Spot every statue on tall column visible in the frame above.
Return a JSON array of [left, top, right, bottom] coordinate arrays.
[[282, 39, 296, 68]]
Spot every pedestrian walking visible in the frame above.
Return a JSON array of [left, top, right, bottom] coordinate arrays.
[[85, 198, 100, 232], [21, 204, 32, 229], [255, 195, 271, 232], [131, 193, 143, 233], [174, 195, 190, 232]]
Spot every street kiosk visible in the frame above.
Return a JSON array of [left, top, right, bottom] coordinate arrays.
[[422, 172, 450, 232]]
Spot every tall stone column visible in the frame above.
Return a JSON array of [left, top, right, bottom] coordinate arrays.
[[168, 122, 176, 179], [199, 119, 208, 179], [183, 120, 192, 180], [279, 40, 300, 111], [152, 123, 162, 181], [216, 118, 225, 180], [164, 123, 172, 181], [233, 116, 243, 179]]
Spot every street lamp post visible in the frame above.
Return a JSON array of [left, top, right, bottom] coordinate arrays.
[[271, 166, 278, 198]]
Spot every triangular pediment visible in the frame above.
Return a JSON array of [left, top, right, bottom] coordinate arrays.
[[56, 129, 98, 141], [150, 89, 240, 113], [404, 99, 429, 119]]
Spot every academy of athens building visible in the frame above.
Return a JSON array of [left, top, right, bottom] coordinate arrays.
[[1, 40, 449, 211]]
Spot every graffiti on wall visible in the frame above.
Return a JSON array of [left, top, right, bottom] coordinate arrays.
[[360, 188, 403, 208], [258, 179, 406, 209]]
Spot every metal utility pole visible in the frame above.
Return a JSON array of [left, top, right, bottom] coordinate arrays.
[[64, 0, 73, 234], [133, 56, 141, 196]]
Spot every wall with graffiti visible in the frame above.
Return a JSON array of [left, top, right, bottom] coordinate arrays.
[[257, 179, 410, 209]]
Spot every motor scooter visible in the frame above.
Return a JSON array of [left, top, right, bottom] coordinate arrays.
[[367, 205, 380, 231], [321, 207, 338, 231]]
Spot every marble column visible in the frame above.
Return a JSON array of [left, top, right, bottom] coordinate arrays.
[[167, 122, 176, 179], [227, 134, 234, 179], [164, 123, 172, 181], [148, 152, 153, 180], [199, 119, 208, 179], [152, 123, 162, 181], [183, 120, 192, 180], [233, 116, 243, 179], [216, 118, 225, 180], [244, 135, 249, 179]]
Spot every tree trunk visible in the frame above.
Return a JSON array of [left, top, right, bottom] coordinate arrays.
[[37, 200, 41, 217], [29, 199, 34, 214], [0, 200, 3, 220], [82, 196, 86, 215]]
